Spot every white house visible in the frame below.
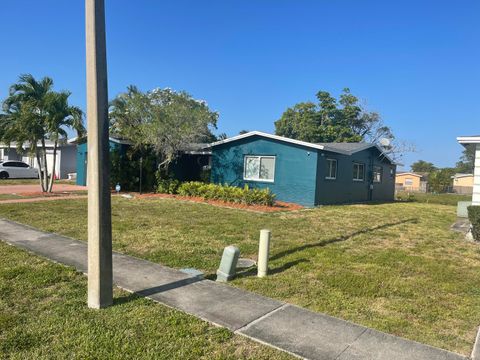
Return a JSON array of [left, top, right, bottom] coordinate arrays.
[[457, 135, 480, 206], [0, 141, 77, 179]]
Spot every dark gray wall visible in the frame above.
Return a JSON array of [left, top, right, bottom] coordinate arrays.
[[315, 147, 395, 204]]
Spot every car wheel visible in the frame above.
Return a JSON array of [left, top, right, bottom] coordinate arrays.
[[0, 172, 9, 179]]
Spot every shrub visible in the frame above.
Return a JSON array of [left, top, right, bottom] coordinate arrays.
[[468, 206, 480, 241], [156, 177, 180, 194], [177, 181, 275, 206]]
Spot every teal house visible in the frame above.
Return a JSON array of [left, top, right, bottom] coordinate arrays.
[[209, 131, 396, 207], [73, 137, 130, 186]]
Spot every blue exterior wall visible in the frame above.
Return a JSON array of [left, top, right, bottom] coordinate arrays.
[[211, 136, 396, 206], [75, 140, 125, 186], [211, 136, 319, 206], [315, 147, 395, 204]]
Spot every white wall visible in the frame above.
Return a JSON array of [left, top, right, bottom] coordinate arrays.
[[473, 144, 480, 206]]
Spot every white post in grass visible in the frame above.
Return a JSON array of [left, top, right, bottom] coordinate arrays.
[[257, 229, 271, 277], [86, 0, 113, 309], [473, 144, 480, 206]]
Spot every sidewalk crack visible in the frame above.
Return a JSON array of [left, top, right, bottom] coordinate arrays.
[[334, 327, 368, 360], [235, 303, 287, 333]]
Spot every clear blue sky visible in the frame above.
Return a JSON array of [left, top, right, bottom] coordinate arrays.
[[1, 0, 478, 170]]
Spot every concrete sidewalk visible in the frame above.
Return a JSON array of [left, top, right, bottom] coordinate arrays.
[[0, 219, 467, 360]]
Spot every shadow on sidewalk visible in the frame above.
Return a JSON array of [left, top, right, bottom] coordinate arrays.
[[114, 276, 204, 305]]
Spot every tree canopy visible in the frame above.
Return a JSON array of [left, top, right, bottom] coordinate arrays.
[[274, 88, 394, 144], [455, 147, 475, 173], [109, 86, 218, 173], [411, 160, 436, 173], [0, 74, 84, 192]]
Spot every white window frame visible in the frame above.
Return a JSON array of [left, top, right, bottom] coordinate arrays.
[[373, 165, 382, 183], [243, 155, 276, 183], [325, 158, 337, 180], [353, 162, 365, 182]]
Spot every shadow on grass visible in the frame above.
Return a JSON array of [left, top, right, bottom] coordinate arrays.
[[270, 218, 418, 261], [234, 258, 310, 279]]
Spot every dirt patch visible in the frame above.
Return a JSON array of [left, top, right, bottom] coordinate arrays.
[[135, 193, 304, 212]]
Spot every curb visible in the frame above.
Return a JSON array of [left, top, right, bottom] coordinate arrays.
[[471, 326, 480, 360]]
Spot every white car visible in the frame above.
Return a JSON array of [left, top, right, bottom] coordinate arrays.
[[0, 161, 39, 179]]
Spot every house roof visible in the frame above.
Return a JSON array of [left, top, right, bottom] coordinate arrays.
[[68, 136, 131, 145], [208, 131, 395, 163], [457, 135, 480, 146], [0, 141, 75, 148], [179, 143, 212, 155], [317, 142, 374, 154], [396, 172, 424, 178], [452, 173, 474, 179], [208, 131, 326, 151]]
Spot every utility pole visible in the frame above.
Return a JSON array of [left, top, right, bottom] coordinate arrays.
[[86, 0, 113, 309]]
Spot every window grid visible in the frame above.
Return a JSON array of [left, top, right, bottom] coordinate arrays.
[[243, 155, 275, 182], [353, 163, 365, 181], [373, 166, 382, 183], [326, 159, 337, 180]]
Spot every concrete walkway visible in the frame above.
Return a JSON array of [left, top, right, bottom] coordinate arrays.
[[0, 219, 467, 360]]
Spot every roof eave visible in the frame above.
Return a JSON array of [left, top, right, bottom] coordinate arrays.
[[208, 131, 325, 151]]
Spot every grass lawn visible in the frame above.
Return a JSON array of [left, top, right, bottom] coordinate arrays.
[[0, 179, 76, 186], [0, 241, 291, 359], [0, 197, 479, 355], [0, 194, 24, 200], [396, 191, 471, 206]]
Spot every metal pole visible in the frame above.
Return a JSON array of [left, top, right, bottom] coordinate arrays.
[[139, 156, 143, 194], [86, 0, 113, 309]]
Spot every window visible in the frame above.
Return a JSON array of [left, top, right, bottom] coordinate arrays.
[[244, 156, 275, 182], [3, 162, 17, 167], [405, 178, 413, 186], [15, 162, 29, 168], [373, 166, 382, 183], [353, 163, 365, 181], [326, 159, 337, 180]]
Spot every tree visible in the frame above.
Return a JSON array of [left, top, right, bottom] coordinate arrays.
[[456, 147, 475, 173], [275, 88, 392, 142], [428, 168, 456, 193], [109, 86, 218, 176], [0, 74, 85, 192], [411, 160, 436, 173], [274, 88, 413, 162]]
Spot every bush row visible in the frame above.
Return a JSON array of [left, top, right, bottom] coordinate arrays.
[[468, 206, 480, 241], [157, 180, 275, 206]]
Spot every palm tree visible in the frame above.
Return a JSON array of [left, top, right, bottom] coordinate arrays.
[[44, 91, 85, 191], [0, 74, 85, 192]]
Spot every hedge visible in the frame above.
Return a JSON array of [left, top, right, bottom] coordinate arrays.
[[157, 180, 275, 206], [468, 205, 480, 241]]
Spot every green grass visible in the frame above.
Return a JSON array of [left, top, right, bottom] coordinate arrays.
[[0, 179, 76, 186], [0, 197, 479, 355], [0, 242, 291, 359], [396, 191, 471, 206], [0, 194, 24, 200]]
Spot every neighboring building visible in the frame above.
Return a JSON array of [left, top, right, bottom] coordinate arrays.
[[452, 173, 474, 195], [208, 131, 396, 207], [395, 172, 427, 192], [72, 137, 211, 186], [457, 135, 480, 206], [71, 137, 131, 186], [0, 141, 77, 179]]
